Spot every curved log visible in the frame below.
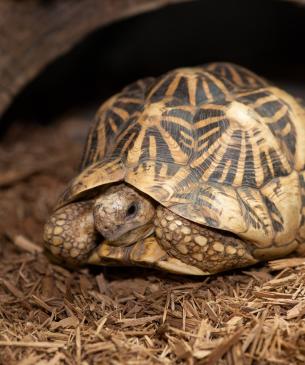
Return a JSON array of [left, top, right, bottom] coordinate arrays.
[[0, 0, 186, 118]]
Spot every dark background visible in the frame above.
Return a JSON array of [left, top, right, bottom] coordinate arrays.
[[2, 0, 305, 125]]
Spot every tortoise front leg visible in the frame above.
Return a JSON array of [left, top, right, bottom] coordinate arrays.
[[154, 206, 258, 274], [44, 200, 100, 263]]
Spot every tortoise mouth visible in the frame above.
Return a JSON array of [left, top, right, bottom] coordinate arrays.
[[105, 224, 155, 247]]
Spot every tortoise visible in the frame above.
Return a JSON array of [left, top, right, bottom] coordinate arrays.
[[44, 62, 305, 275]]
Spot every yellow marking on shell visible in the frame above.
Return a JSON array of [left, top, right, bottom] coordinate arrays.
[[187, 75, 197, 105], [194, 235, 208, 246], [108, 117, 118, 133], [105, 157, 124, 172], [263, 144, 288, 174], [112, 106, 130, 121], [271, 104, 288, 121], [191, 132, 223, 168], [202, 71, 230, 97], [126, 125, 147, 165], [219, 159, 232, 184], [233, 132, 246, 186], [250, 95, 279, 109], [159, 163, 169, 178], [119, 96, 143, 104], [121, 132, 137, 155], [227, 64, 244, 86], [195, 114, 226, 129], [197, 126, 221, 146], [180, 129, 193, 144], [115, 116, 138, 144], [158, 127, 189, 164], [96, 94, 118, 116], [264, 148, 275, 177], [281, 122, 292, 137], [165, 74, 181, 96], [199, 129, 235, 180], [170, 104, 195, 113], [205, 63, 224, 76], [200, 104, 227, 112], [147, 74, 171, 99], [248, 128, 264, 186], [95, 122, 106, 160], [202, 80, 213, 100], [149, 135, 157, 160]]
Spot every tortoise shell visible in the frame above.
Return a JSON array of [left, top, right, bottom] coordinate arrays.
[[57, 62, 305, 261]]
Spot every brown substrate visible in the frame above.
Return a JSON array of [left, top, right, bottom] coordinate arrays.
[[1, 115, 305, 365]]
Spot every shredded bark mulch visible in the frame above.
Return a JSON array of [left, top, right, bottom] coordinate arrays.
[[1, 114, 305, 365]]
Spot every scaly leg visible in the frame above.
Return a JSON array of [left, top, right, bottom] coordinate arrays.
[[154, 206, 258, 273], [44, 201, 100, 263]]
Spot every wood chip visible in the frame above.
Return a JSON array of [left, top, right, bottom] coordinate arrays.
[[198, 328, 244, 365], [268, 257, 305, 270], [117, 315, 162, 328], [50, 316, 79, 330], [0, 341, 65, 348], [0, 278, 24, 298], [13, 235, 43, 254]]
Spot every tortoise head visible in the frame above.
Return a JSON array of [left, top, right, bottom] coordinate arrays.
[[93, 184, 155, 246], [44, 184, 155, 261]]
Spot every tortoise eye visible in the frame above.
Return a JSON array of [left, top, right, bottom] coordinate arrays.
[[126, 202, 138, 217]]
